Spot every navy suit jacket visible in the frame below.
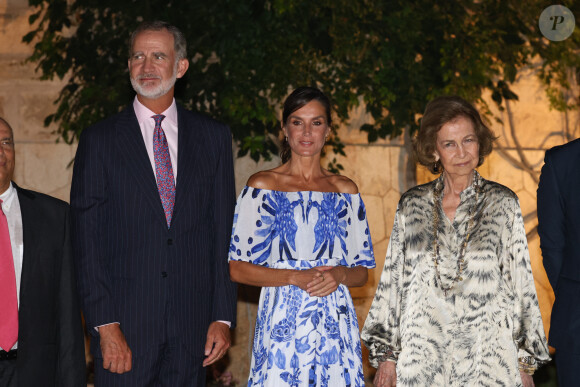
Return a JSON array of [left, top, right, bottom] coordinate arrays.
[[14, 184, 85, 386], [537, 137, 580, 353], [70, 103, 237, 357]]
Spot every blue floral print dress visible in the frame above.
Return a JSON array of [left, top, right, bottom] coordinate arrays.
[[229, 186, 376, 387]]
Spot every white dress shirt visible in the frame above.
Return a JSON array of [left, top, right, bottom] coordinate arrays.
[[0, 182, 23, 350]]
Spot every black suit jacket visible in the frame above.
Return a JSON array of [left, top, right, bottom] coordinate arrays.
[[537, 137, 580, 353], [14, 184, 85, 386], [70, 104, 237, 358]]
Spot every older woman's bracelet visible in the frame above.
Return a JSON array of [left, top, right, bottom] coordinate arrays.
[[377, 347, 398, 363], [518, 356, 537, 375]]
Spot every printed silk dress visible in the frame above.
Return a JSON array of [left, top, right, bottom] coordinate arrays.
[[361, 171, 550, 386], [229, 186, 376, 387]]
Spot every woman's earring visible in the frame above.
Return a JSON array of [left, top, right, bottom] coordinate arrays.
[[433, 161, 439, 173], [285, 136, 288, 142]]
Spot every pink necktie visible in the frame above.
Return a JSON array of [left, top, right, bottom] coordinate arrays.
[[152, 115, 176, 228], [0, 199, 18, 350]]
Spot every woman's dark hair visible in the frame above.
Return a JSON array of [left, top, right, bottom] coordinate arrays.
[[414, 95, 497, 174], [280, 86, 332, 163]]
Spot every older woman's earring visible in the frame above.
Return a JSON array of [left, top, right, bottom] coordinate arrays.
[[285, 136, 288, 142]]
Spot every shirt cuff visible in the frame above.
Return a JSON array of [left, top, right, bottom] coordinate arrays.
[[94, 322, 120, 332], [94, 321, 230, 333]]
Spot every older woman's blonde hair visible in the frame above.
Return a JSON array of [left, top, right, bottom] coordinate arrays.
[[414, 96, 496, 174]]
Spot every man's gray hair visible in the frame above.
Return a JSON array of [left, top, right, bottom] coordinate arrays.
[[129, 21, 187, 61]]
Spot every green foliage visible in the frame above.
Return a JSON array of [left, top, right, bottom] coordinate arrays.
[[24, 0, 580, 162]]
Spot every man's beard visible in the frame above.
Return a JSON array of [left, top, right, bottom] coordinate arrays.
[[130, 62, 178, 99]]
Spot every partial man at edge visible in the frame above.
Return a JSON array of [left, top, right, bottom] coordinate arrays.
[[0, 117, 86, 387], [537, 137, 580, 387]]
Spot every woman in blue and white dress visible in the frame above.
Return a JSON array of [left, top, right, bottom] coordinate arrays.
[[229, 87, 375, 387]]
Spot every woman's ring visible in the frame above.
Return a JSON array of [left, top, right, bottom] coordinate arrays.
[[321, 273, 325, 281]]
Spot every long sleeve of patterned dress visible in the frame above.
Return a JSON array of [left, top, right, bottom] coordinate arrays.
[[504, 196, 551, 372], [361, 201, 406, 368]]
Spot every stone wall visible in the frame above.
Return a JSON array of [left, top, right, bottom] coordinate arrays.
[[2, 1, 577, 384], [0, 1, 75, 200]]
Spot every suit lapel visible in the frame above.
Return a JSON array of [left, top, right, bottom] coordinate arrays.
[[115, 107, 167, 226], [15, 185, 37, 307], [173, 105, 201, 226]]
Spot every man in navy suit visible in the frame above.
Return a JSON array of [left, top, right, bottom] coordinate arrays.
[[537, 138, 580, 387], [0, 117, 85, 386], [70, 21, 237, 386]]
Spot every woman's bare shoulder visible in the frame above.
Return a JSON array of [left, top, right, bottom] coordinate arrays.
[[327, 173, 359, 194], [246, 169, 281, 190]]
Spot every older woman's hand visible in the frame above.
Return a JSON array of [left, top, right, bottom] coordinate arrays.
[[306, 266, 345, 297], [520, 371, 534, 387], [374, 360, 396, 387]]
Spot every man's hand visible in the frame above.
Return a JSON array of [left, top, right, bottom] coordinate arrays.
[[203, 321, 231, 367], [98, 323, 132, 374]]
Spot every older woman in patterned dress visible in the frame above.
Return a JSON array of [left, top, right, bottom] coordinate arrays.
[[229, 87, 375, 386], [361, 96, 550, 387]]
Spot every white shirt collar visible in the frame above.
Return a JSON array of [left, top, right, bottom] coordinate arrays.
[[0, 182, 16, 210]]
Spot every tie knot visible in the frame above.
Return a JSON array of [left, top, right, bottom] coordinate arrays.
[[152, 114, 165, 127]]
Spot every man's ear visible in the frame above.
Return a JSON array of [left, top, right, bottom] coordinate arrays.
[[176, 58, 189, 79]]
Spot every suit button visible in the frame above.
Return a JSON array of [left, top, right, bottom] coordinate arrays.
[[167, 239, 173, 245], [162, 272, 168, 278]]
